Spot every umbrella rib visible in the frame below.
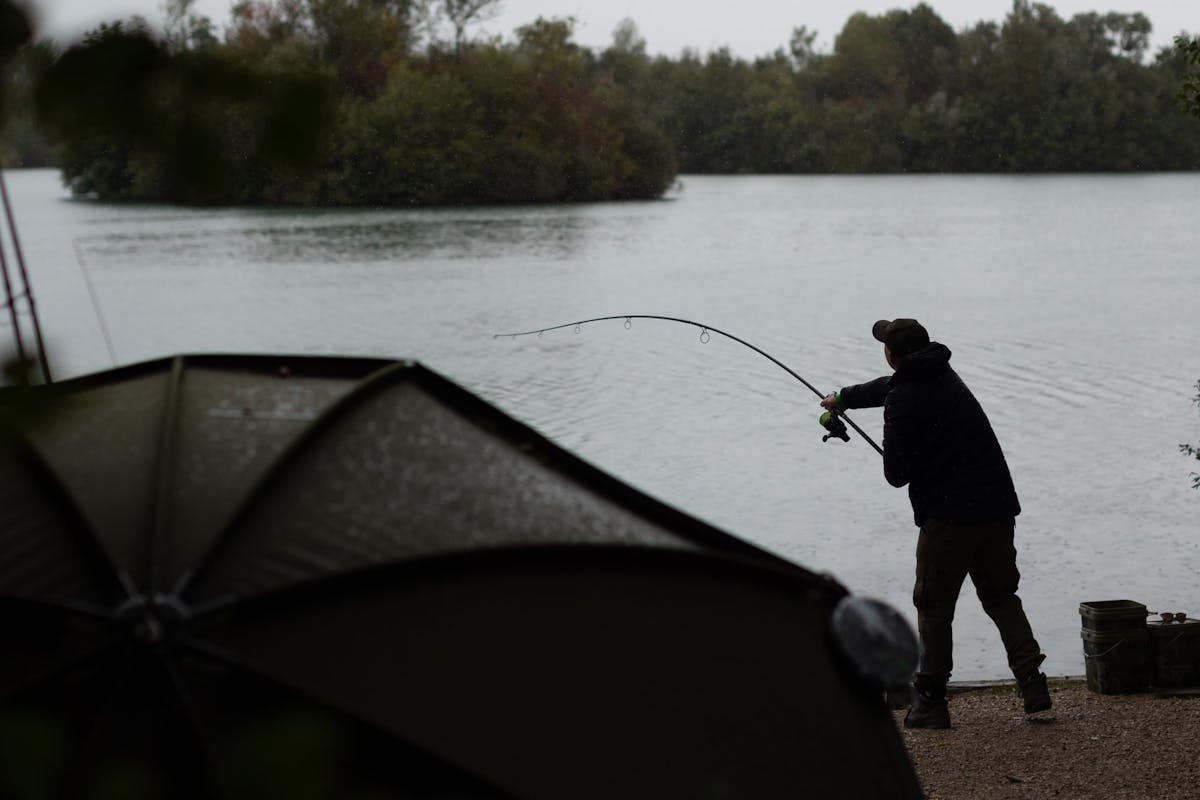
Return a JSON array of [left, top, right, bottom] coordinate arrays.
[[61, 648, 130, 798], [159, 654, 212, 776], [0, 636, 124, 704], [147, 355, 186, 596], [182, 543, 846, 628], [174, 360, 413, 598], [176, 634, 520, 798], [1, 593, 112, 620], [6, 431, 133, 602], [406, 361, 819, 569], [57, 644, 210, 797], [176, 356, 840, 600]]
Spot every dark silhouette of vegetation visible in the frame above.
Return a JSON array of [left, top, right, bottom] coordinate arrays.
[[1178, 34, 1200, 118], [0, 0, 30, 96], [1, 1, 1199, 204], [33, 19, 336, 204], [1184, 381, 1200, 490], [0, 0, 47, 166], [635, 3, 1200, 173], [0, 41, 54, 167], [10, 0, 675, 204], [1172, 39, 1199, 490]]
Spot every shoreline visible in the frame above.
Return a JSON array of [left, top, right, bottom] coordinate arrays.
[[894, 678, 1200, 799]]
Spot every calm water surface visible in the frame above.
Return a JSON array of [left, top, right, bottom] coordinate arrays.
[[5, 168, 1198, 680]]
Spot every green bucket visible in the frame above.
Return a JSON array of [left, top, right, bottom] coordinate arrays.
[[1149, 619, 1200, 690], [1079, 599, 1147, 632], [1080, 600, 1151, 694], [1081, 629, 1151, 693]]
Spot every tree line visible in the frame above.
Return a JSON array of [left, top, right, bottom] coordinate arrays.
[[1, 0, 1199, 206], [628, 3, 1200, 173], [1, 0, 677, 204]]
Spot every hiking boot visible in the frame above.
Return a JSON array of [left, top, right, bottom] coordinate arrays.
[[903, 687, 951, 729], [1018, 671, 1052, 714]]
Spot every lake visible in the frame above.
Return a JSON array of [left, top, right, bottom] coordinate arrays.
[[4, 167, 1198, 681]]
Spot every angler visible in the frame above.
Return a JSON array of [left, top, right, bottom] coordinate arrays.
[[821, 318, 1051, 728]]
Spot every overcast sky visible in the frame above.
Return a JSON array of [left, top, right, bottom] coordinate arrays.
[[25, 0, 1195, 57]]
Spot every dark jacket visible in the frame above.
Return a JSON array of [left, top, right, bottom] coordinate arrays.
[[839, 342, 1020, 526]]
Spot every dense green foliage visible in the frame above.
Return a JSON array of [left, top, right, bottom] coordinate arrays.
[[2, 0, 1199, 204], [22, 0, 676, 204], [1178, 35, 1200, 119], [634, 2, 1200, 173]]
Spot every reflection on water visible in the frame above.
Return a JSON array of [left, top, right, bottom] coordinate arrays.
[[74, 207, 599, 267], [237, 212, 598, 264], [4, 168, 1199, 681]]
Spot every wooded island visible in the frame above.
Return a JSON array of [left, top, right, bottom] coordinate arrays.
[[2, 0, 1199, 205]]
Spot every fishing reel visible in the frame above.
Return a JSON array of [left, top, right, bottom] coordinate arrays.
[[819, 411, 850, 444]]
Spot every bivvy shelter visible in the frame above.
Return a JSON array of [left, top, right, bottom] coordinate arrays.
[[0, 354, 921, 799]]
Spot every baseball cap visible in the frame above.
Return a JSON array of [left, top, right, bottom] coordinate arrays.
[[872, 318, 929, 358]]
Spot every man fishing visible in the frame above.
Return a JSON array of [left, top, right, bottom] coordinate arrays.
[[821, 319, 1051, 728]]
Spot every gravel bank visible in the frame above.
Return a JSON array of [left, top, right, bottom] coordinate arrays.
[[893, 679, 1200, 799]]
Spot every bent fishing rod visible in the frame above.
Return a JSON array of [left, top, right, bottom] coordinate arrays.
[[494, 314, 884, 456]]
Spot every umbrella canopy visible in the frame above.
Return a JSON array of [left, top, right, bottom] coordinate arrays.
[[0, 354, 920, 799]]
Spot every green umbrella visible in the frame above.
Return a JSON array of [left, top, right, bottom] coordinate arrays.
[[1, 354, 920, 799]]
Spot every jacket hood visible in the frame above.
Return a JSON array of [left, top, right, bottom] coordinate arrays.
[[895, 342, 951, 378]]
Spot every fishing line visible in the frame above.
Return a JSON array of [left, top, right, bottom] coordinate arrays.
[[494, 314, 884, 456], [73, 239, 119, 367]]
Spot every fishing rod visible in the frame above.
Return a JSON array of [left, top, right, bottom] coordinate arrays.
[[494, 314, 884, 456], [0, 171, 52, 383]]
